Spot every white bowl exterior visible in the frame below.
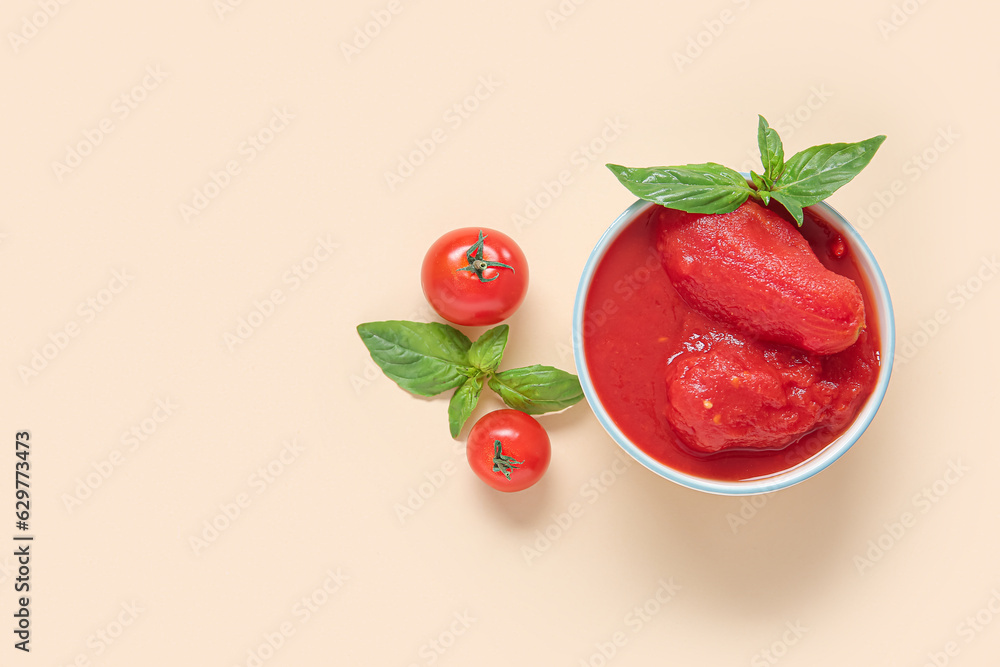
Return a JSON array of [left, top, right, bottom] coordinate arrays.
[[572, 200, 895, 496]]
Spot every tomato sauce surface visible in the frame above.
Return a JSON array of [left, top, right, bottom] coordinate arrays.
[[582, 204, 881, 481]]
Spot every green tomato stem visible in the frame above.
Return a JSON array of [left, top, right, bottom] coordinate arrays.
[[492, 440, 523, 480], [457, 230, 515, 283]]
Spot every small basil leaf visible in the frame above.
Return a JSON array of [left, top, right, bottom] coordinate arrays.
[[357, 321, 474, 397], [606, 162, 754, 214], [769, 191, 806, 226], [750, 170, 771, 206], [468, 324, 508, 373], [757, 115, 785, 182], [448, 376, 482, 438], [772, 135, 887, 208], [488, 365, 583, 415]]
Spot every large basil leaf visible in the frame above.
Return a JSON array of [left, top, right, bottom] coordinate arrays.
[[488, 365, 583, 415], [771, 135, 887, 221], [606, 162, 754, 214], [357, 321, 474, 397]]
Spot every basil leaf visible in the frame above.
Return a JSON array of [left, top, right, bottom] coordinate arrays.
[[357, 321, 474, 397], [757, 115, 784, 182], [606, 162, 754, 214], [750, 170, 771, 206], [772, 135, 887, 211], [769, 191, 806, 227], [448, 376, 482, 438], [488, 365, 583, 415], [468, 324, 508, 373]]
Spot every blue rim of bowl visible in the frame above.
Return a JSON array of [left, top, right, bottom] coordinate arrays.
[[572, 199, 895, 496]]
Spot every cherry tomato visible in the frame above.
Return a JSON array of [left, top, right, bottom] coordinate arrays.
[[421, 228, 528, 326], [466, 409, 550, 492]]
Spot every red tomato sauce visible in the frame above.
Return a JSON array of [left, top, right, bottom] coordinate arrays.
[[582, 204, 881, 481]]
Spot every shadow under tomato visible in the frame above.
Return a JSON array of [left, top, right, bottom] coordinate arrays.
[[468, 469, 555, 527]]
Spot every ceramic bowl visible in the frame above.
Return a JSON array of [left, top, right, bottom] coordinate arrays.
[[572, 199, 894, 495]]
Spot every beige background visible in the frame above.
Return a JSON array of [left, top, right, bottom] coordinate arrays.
[[2, 0, 998, 664]]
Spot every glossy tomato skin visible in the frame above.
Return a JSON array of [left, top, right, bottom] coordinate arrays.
[[421, 227, 529, 326], [467, 409, 550, 492]]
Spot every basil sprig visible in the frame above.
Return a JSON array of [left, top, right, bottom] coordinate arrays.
[[607, 115, 886, 226], [357, 321, 583, 438]]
